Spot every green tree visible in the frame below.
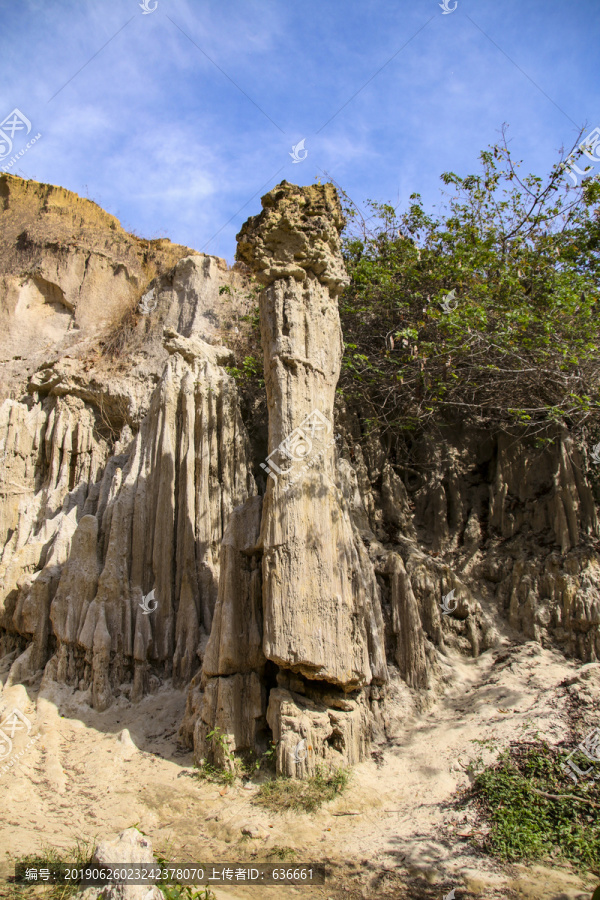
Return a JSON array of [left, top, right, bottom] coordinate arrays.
[[337, 125, 600, 445]]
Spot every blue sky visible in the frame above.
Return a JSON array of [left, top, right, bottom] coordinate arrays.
[[0, 0, 598, 262]]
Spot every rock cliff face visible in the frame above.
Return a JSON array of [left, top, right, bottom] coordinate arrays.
[[345, 424, 600, 666], [1, 339, 255, 709], [0, 173, 198, 403], [1, 176, 599, 783], [0, 176, 257, 714]]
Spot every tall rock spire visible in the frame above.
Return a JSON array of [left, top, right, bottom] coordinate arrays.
[[235, 181, 387, 774]]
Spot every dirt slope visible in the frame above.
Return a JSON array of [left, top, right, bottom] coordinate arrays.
[[1, 639, 598, 899]]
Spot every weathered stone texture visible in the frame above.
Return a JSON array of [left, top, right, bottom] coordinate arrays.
[[237, 182, 387, 692], [1, 336, 255, 708]]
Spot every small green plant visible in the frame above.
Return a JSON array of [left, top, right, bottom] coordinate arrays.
[[260, 740, 277, 769], [195, 733, 277, 785], [240, 302, 260, 329], [219, 285, 232, 296], [159, 886, 216, 900], [267, 846, 297, 861], [256, 766, 350, 814], [466, 739, 600, 873], [195, 760, 237, 785], [224, 354, 264, 389], [237, 734, 276, 779], [206, 727, 233, 757], [194, 735, 238, 787]]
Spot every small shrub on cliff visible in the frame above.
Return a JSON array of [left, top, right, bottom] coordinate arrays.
[[225, 353, 263, 385]]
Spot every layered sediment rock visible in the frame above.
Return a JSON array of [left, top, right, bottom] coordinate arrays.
[[0, 173, 198, 402]]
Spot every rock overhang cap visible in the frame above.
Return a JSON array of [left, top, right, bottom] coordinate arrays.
[[235, 180, 349, 295]]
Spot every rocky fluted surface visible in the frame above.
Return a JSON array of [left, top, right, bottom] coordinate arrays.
[[1, 335, 255, 708], [345, 424, 600, 666], [239, 182, 388, 688]]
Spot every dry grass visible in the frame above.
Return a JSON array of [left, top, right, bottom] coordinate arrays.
[[255, 767, 350, 814]]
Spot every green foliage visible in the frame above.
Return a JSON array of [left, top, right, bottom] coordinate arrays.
[[225, 353, 263, 388], [219, 284, 264, 408], [256, 766, 350, 814], [240, 304, 260, 329], [194, 728, 276, 785], [194, 726, 238, 785], [267, 846, 297, 861], [468, 739, 600, 873], [205, 726, 234, 758], [194, 759, 237, 786], [339, 125, 600, 441]]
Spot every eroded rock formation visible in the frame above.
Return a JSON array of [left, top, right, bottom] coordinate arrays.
[[193, 183, 404, 776], [0, 173, 199, 403], [1, 336, 255, 709], [1, 175, 599, 785]]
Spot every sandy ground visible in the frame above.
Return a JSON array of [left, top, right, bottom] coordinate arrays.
[[1, 640, 599, 900]]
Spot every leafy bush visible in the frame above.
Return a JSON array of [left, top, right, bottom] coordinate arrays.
[[225, 353, 263, 385], [467, 739, 600, 872], [338, 126, 600, 443]]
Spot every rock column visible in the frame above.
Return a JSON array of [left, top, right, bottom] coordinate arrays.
[[236, 182, 387, 775]]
